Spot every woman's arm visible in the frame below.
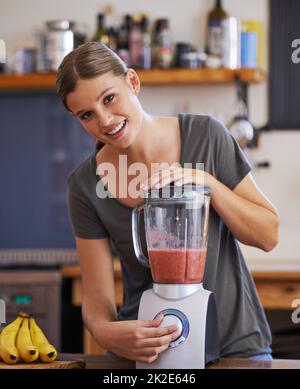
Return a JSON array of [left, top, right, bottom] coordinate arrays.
[[76, 237, 117, 331], [142, 169, 279, 252], [207, 172, 279, 252], [75, 237, 179, 363]]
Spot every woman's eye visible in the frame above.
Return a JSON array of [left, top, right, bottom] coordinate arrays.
[[80, 111, 92, 121], [104, 94, 115, 104]]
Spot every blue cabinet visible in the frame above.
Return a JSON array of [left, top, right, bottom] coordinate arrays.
[[0, 92, 95, 248]]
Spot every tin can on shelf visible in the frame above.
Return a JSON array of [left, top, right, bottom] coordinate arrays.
[[46, 20, 75, 72]]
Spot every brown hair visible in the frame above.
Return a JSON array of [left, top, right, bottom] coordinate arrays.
[[56, 42, 128, 152], [56, 41, 128, 111]]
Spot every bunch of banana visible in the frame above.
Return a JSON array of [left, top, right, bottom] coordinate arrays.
[[0, 312, 57, 364]]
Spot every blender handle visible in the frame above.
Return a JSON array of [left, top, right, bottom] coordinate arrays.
[[132, 203, 150, 268]]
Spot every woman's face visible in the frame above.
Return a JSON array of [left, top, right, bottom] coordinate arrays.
[[66, 70, 143, 149]]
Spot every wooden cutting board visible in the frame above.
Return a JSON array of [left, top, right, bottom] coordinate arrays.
[[0, 359, 85, 369]]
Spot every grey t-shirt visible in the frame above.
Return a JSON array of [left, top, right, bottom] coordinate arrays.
[[67, 114, 272, 357]]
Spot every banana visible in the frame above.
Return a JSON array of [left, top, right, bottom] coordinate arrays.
[[0, 331, 6, 362], [0, 331, 4, 361], [29, 317, 57, 362], [16, 317, 39, 363], [0, 316, 23, 364]]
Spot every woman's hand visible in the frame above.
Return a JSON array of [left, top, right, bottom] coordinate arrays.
[[99, 313, 180, 363], [140, 166, 210, 191]]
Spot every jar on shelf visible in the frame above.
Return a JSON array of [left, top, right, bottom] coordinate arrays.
[[45, 20, 75, 72], [180, 52, 200, 68]]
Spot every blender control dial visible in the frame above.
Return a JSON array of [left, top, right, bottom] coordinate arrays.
[[155, 308, 190, 348]]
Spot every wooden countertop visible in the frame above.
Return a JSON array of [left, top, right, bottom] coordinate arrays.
[[61, 261, 300, 280], [62, 260, 122, 279], [62, 260, 300, 311], [60, 353, 300, 369]]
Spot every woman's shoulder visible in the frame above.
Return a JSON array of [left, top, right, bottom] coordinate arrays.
[[179, 113, 228, 141], [67, 154, 96, 190]]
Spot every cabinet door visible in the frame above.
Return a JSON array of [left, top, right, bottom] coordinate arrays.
[[0, 93, 95, 248]]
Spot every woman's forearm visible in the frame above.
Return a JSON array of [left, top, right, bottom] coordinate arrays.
[[207, 175, 279, 252], [82, 295, 117, 347]]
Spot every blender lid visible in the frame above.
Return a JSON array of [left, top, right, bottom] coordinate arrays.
[[142, 184, 211, 200]]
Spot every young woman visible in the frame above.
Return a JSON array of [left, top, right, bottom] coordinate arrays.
[[56, 42, 279, 363]]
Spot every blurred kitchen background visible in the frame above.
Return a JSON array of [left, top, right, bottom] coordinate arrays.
[[0, 0, 300, 358]]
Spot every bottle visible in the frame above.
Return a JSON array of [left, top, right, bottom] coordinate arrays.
[[140, 15, 151, 69], [240, 20, 261, 68], [174, 42, 190, 68], [117, 15, 132, 64], [92, 13, 109, 46], [152, 18, 173, 69], [223, 17, 241, 69], [104, 4, 117, 52], [206, 0, 228, 65], [107, 27, 118, 52], [129, 15, 143, 68]]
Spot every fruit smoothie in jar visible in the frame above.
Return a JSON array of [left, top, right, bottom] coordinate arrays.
[[148, 248, 207, 284]]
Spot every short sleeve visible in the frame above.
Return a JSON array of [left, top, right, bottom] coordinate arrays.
[[209, 117, 252, 190], [67, 174, 109, 239]]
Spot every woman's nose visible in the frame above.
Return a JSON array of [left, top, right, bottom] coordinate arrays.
[[96, 109, 114, 129]]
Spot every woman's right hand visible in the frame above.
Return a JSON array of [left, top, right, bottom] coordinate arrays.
[[99, 313, 181, 363]]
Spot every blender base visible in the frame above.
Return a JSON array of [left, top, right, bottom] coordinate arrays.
[[136, 284, 219, 369]]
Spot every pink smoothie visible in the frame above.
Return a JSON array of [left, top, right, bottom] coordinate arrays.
[[148, 248, 207, 284]]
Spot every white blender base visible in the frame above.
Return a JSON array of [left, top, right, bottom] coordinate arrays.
[[136, 286, 212, 369]]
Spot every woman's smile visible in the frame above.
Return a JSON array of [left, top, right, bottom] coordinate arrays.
[[101, 118, 128, 141]]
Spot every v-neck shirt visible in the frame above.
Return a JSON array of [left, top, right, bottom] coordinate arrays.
[[67, 114, 272, 357]]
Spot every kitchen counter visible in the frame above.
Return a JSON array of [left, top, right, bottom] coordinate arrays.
[[60, 353, 300, 369], [62, 261, 300, 309], [62, 261, 300, 354]]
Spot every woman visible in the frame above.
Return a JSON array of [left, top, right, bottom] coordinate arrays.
[[56, 42, 279, 363]]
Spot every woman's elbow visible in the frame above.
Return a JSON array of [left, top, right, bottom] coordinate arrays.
[[261, 215, 280, 252]]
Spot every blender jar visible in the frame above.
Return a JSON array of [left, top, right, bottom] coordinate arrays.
[[132, 185, 211, 284]]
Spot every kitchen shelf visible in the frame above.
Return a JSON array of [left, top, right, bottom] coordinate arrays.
[[0, 68, 265, 91]]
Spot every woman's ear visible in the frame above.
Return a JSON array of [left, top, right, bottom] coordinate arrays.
[[126, 68, 140, 95]]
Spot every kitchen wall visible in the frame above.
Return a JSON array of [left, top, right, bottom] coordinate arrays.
[[1, 0, 299, 263]]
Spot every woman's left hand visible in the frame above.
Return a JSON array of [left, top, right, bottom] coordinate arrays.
[[140, 167, 211, 191]]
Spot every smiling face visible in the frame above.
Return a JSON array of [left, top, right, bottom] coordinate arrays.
[[66, 70, 143, 149]]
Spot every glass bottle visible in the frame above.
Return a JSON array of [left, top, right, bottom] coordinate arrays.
[[129, 15, 143, 69], [140, 15, 151, 69], [152, 18, 173, 69], [117, 14, 132, 64], [206, 0, 228, 61], [92, 13, 109, 46]]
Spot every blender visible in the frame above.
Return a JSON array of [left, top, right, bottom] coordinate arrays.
[[132, 185, 219, 369]]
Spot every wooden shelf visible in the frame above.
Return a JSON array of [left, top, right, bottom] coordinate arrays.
[[0, 68, 265, 91], [138, 68, 265, 85]]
